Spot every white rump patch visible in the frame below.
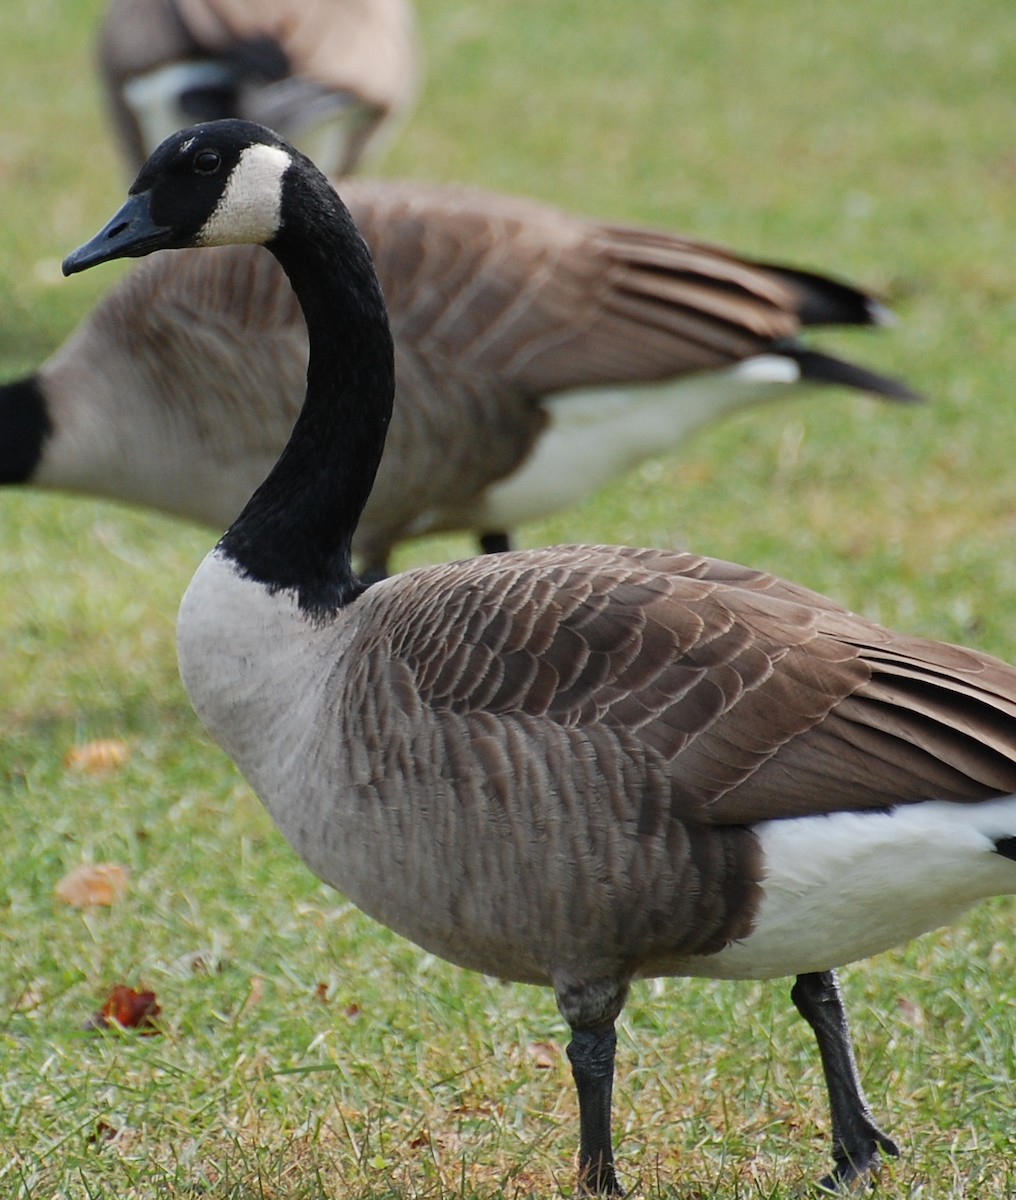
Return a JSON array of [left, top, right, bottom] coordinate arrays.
[[687, 797, 1016, 980], [452, 364, 802, 533], [198, 143, 291, 248], [730, 353, 801, 384]]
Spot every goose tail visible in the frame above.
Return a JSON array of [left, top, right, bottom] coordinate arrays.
[[761, 264, 899, 329], [788, 346, 922, 403]]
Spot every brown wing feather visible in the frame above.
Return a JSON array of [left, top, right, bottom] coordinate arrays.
[[345, 180, 816, 394], [374, 546, 1016, 832], [343, 545, 1016, 969]]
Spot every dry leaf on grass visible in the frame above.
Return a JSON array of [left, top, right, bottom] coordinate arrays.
[[169, 947, 226, 976], [87, 1120, 121, 1144], [12, 980, 46, 1012], [63, 737, 130, 774], [897, 995, 925, 1027], [450, 1101, 500, 1119], [55, 862, 129, 907], [525, 1041, 559, 1069], [236, 975, 265, 1020], [85, 984, 162, 1034]]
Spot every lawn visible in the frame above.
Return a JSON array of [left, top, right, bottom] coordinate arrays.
[[2, 1, 1015, 1196]]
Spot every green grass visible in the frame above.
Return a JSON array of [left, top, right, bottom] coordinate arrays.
[[3, 0, 1016, 1195]]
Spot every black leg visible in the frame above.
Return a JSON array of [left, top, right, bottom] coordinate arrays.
[[567, 1024, 623, 1195], [478, 531, 512, 555], [791, 971, 900, 1192]]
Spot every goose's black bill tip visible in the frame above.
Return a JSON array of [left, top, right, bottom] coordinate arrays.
[[63, 193, 172, 276]]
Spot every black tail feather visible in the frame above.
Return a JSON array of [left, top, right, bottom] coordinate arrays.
[[761, 263, 893, 329], [785, 346, 922, 403]]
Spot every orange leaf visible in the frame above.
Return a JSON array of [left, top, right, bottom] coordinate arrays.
[[86, 985, 161, 1034], [64, 738, 130, 774], [55, 863, 129, 908]]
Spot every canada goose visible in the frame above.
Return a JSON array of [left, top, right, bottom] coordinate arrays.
[[4, 178, 917, 580], [63, 121, 1016, 1195], [98, 0, 420, 177]]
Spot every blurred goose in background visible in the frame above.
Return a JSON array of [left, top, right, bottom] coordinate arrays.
[[98, 0, 419, 177], [63, 120, 1015, 1196], [1, 178, 917, 579]]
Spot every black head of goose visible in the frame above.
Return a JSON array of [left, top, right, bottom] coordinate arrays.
[[64, 121, 1016, 1194]]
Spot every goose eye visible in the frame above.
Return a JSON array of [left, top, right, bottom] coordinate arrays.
[[193, 149, 221, 175]]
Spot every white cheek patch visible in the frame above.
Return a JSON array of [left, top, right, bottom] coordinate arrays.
[[197, 143, 291, 247]]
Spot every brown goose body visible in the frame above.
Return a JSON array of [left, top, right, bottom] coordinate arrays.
[[98, 0, 419, 176], [62, 123, 983, 1194], [7, 179, 916, 578], [178, 530, 1016, 1191], [182, 541, 1016, 994]]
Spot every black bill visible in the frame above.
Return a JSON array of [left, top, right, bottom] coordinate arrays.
[[62, 192, 172, 276]]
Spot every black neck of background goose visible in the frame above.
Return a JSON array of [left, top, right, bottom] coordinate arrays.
[[217, 162, 395, 616], [0, 376, 50, 485]]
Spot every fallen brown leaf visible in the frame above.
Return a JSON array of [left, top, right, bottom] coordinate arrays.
[[169, 947, 226, 976], [236, 975, 265, 1020], [87, 1120, 120, 1144], [450, 1101, 499, 1119], [897, 995, 925, 1027], [525, 1041, 559, 1069], [64, 738, 130, 774], [55, 862, 129, 908], [85, 985, 161, 1035], [12, 980, 45, 1012]]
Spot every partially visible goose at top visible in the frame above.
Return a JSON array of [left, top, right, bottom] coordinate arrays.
[[99, 0, 420, 177], [63, 121, 1015, 1195], [4, 177, 917, 580]]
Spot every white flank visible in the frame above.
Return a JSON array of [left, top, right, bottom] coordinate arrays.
[[729, 353, 802, 384], [198, 143, 291, 248], [448, 360, 800, 533], [680, 798, 1016, 981]]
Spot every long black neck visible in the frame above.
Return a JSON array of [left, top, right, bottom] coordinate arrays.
[[218, 164, 395, 615]]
